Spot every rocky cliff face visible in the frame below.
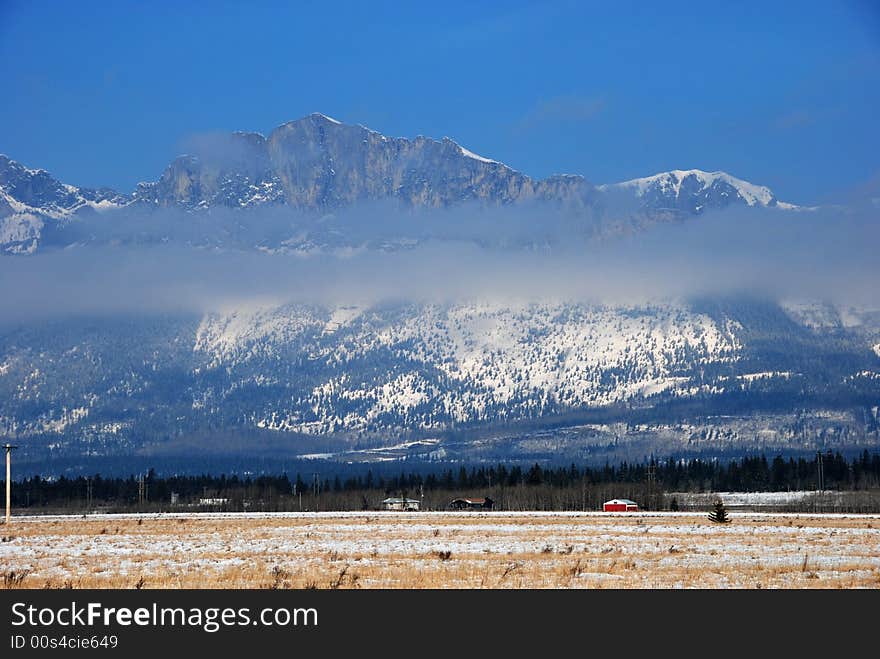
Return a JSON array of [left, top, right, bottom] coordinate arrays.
[[133, 113, 595, 212]]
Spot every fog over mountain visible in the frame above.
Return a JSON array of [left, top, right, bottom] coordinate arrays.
[[0, 205, 877, 323], [0, 114, 877, 473]]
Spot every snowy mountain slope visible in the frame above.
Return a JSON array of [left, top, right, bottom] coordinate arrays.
[[0, 154, 130, 254], [0, 212, 44, 255], [0, 154, 129, 219], [1, 299, 877, 459], [598, 169, 795, 215], [204, 301, 740, 435]]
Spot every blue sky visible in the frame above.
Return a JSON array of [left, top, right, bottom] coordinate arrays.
[[1, 0, 878, 205]]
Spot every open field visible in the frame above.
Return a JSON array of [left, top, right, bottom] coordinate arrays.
[[2, 511, 879, 589]]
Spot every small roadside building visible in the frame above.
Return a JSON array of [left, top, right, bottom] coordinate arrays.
[[382, 497, 421, 511], [450, 497, 494, 511], [603, 498, 639, 512], [199, 497, 229, 507]]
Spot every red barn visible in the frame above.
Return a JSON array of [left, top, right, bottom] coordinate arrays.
[[603, 498, 639, 512]]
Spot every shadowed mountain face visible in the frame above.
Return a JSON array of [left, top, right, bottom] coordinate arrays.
[[0, 154, 127, 216], [1, 299, 878, 471], [0, 155, 129, 254]]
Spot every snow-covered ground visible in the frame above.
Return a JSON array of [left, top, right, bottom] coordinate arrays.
[[713, 491, 819, 506], [3, 511, 878, 589], [11, 509, 880, 522]]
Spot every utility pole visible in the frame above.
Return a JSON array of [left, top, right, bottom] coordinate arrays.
[[293, 482, 302, 512], [816, 451, 824, 492], [312, 473, 320, 512], [4, 444, 18, 525], [86, 476, 93, 513]]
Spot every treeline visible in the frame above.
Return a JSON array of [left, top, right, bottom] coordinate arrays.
[[5, 450, 880, 514]]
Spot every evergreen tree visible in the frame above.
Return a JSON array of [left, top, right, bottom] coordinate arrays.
[[708, 499, 729, 524]]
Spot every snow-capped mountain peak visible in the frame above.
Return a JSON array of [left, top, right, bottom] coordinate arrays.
[[613, 170, 773, 205], [598, 168, 792, 214], [310, 112, 342, 124]]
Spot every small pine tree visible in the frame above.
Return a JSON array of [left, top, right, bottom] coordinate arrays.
[[708, 499, 729, 523]]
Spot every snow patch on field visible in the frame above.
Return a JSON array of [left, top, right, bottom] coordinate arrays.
[[16, 510, 880, 522], [5, 511, 879, 589], [713, 491, 818, 506]]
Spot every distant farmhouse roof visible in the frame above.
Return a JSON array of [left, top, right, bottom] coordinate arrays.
[[450, 496, 494, 510], [605, 499, 638, 505], [381, 496, 421, 511]]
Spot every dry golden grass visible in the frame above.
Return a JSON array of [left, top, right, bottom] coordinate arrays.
[[1, 512, 879, 589]]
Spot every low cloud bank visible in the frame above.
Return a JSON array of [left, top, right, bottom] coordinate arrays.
[[1, 203, 877, 323]]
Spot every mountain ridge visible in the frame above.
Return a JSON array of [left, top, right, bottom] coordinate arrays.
[[2, 113, 800, 255], [1, 113, 797, 214]]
